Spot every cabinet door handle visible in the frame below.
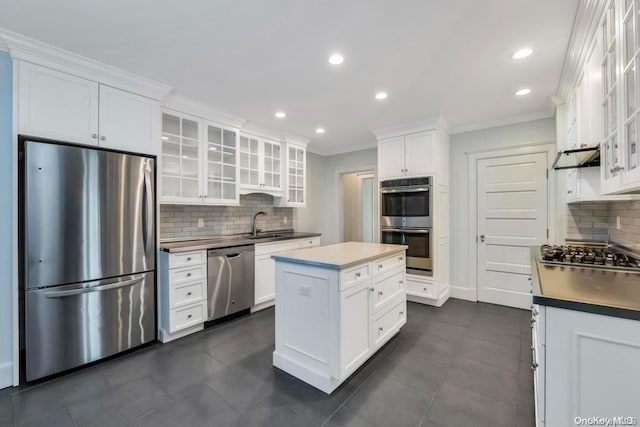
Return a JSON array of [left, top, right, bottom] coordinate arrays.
[[423, 287, 427, 291], [355, 272, 361, 278], [378, 291, 384, 296], [378, 264, 383, 269], [186, 257, 192, 261], [187, 314, 192, 319], [91, 133, 98, 139], [187, 292, 192, 296], [186, 273, 192, 277], [100, 136, 106, 141], [378, 326, 384, 332], [369, 287, 375, 292], [567, 190, 573, 194]]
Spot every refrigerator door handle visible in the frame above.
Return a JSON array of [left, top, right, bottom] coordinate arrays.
[[44, 275, 145, 298], [142, 164, 153, 257]]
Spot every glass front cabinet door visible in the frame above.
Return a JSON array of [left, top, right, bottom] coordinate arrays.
[[286, 144, 306, 206], [160, 111, 203, 204], [204, 122, 239, 204]]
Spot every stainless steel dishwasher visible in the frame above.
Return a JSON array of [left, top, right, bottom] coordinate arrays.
[[207, 245, 255, 321]]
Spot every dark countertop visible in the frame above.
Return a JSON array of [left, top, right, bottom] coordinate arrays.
[[531, 247, 640, 321], [160, 231, 322, 253]]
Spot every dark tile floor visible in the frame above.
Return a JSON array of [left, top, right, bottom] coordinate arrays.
[[0, 299, 535, 427]]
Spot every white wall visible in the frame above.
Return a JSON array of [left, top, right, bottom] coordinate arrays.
[[0, 51, 13, 388], [449, 117, 557, 300], [296, 148, 378, 245]]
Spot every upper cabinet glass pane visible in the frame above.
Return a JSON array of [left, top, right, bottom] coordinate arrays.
[[208, 125, 222, 145], [162, 113, 180, 135], [223, 129, 236, 148], [183, 119, 199, 139]]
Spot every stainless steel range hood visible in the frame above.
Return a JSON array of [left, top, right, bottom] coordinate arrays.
[[552, 144, 600, 170]]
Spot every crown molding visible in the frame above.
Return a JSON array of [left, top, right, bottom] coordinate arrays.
[[308, 141, 378, 157], [555, 0, 608, 102], [240, 121, 309, 146], [0, 28, 172, 100], [163, 94, 245, 129], [371, 115, 450, 140], [449, 109, 555, 135]]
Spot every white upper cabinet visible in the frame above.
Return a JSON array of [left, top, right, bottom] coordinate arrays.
[[285, 144, 306, 206], [204, 122, 239, 203], [98, 85, 159, 155], [378, 131, 439, 180], [18, 62, 99, 145], [239, 133, 282, 193], [378, 136, 405, 179], [160, 110, 239, 205], [18, 61, 159, 155]]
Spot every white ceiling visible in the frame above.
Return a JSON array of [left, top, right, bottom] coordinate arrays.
[[0, 0, 578, 154]]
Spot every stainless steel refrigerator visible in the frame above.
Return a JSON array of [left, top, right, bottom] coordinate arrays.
[[21, 139, 156, 382]]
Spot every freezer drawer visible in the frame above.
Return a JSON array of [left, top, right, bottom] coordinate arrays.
[[25, 272, 155, 381]]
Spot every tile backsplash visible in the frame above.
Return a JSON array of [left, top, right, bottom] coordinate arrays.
[[160, 193, 294, 240], [566, 200, 640, 250], [610, 201, 640, 251]]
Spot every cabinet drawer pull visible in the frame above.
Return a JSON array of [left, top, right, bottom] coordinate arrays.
[[186, 273, 192, 277], [378, 326, 384, 332], [91, 133, 97, 139], [187, 292, 192, 296], [186, 257, 192, 261], [423, 287, 427, 291], [369, 287, 375, 292], [397, 256, 403, 261], [187, 314, 192, 319], [378, 291, 384, 296], [399, 280, 403, 285], [378, 264, 383, 269], [100, 136, 106, 141], [399, 311, 404, 316], [355, 272, 361, 278]]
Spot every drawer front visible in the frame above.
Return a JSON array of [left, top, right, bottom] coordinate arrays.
[[340, 263, 370, 291], [372, 269, 405, 312], [406, 278, 436, 299], [372, 252, 405, 276], [168, 250, 206, 269], [169, 264, 206, 285], [255, 239, 301, 256], [372, 297, 406, 348], [169, 280, 206, 309], [169, 302, 205, 333], [299, 236, 321, 248]]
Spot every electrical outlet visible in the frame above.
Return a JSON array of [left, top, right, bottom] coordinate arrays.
[[298, 286, 311, 297], [617, 216, 621, 230], [198, 218, 204, 228], [283, 216, 288, 225]]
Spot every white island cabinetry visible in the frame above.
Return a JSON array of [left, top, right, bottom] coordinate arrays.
[[272, 242, 407, 394]]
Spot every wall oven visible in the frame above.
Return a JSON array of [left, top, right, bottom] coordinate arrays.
[[380, 177, 432, 276]]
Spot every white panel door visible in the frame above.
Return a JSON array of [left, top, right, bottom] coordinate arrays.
[[378, 137, 405, 179], [98, 85, 159, 155], [477, 152, 548, 309], [404, 131, 435, 176], [18, 62, 99, 145]]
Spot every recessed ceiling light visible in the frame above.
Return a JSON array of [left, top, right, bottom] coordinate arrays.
[[375, 92, 388, 100], [315, 127, 325, 134], [515, 88, 532, 96], [275, 111, 286, 118], [512, 48, 533, 60], [328, 53, 344, 65]]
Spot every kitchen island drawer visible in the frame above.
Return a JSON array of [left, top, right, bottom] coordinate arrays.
[[169, 302, 206, 333], [299, 237, 321, 248], [372, 252, 405, 276], [372, 268, 405, 312], [340, 263, 370, 291], [372, 296, 406, 349], [169, 280, 205, 309]]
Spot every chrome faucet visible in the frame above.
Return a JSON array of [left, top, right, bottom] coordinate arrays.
[[252, 211, 267, 237]]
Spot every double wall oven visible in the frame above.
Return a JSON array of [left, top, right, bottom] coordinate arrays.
[[380, 177, 432, 276]]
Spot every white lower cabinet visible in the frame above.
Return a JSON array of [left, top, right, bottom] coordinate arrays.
[[159, 250, 208, 342], [534, 305, 640, 426], [253, 237, 320, 308], [273, 252, 406, 394]]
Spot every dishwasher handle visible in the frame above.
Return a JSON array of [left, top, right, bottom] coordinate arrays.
[[208, 244, 255, 258]]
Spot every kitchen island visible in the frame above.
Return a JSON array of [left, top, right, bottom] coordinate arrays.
[[272, 242, 408, 393]]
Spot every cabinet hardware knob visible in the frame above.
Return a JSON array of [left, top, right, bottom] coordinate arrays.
[[187, 292, 192, 296], [423, 287, 427, 291], [187, 273, 192, 277], [91, 133, 98, 139], [531, 362, 539, 370], [378, 291, 384, 296], [369, 287, 375, 292], [399, 280, 403, 285], [187, 314, 192, 319], [355, 272, 361, 278], [378, 264, 383, 269], [204, 195, 208, 198], [567, 190, 573, 194], [399, 311, 404, 315], [187, 257, 192, 261], [100, 136, 106, 141], [378, 326, 384, 332]]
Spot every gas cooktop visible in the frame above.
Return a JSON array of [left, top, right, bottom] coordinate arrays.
[[540, 244, 640, 271]]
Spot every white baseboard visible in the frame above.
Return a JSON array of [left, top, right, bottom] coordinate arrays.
[[0, 361, 13, 389], [251, 300, 275, 313], [449, 286, 477, 302]]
